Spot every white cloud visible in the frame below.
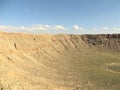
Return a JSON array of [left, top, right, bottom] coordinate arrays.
[[54, 25, 67, 30], [24, 9, 32, 14], [102, 26, 108, 30], [33, 24, 51, 30], [73, 25, 79, 30], [25, 9, 31, 12], [113, 27, 120, 30], [0, 25, 67, 33], [0, 25, 120, 34], [79, 27, 84, 30], [0, 24, 51, 32], [112, 27, 120, 33]]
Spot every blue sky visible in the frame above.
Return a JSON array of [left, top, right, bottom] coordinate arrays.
[[0, 0, 120, 34]]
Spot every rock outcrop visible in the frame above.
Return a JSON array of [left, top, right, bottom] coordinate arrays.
[[81, 34, 120, 51]]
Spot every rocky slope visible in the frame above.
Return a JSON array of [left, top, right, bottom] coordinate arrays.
[[81, 34, 120, 51], [0, 32, 120, 90]]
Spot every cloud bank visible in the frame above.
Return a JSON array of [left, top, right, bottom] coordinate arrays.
[[0, 25, 67, 33], [0, 24, 120, 34]]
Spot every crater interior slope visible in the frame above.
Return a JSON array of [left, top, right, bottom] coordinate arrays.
[[0, 32, 120, 90]]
